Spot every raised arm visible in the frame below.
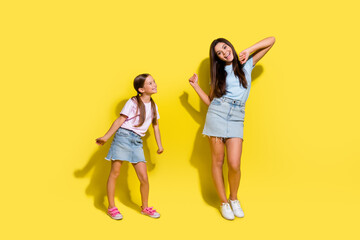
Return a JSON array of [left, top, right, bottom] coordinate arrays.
[[189, 73, 211, 106], [152, 119, 164, 154], [239, 37, 275, 66], [96, 115, 127, 145]]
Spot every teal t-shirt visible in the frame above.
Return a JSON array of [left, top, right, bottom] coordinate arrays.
[[223, 56, 254, 102]]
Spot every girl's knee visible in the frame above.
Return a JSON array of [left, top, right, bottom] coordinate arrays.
[[212, 158, 224, 168], [110, 168, 121, 178], [110, 161, 122, 177], [137, 171, 149, 184], [138, 175, 149, 185], [228, 163, 240, 172]]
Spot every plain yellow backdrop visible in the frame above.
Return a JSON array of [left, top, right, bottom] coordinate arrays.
[[1, 0, 360, 239]]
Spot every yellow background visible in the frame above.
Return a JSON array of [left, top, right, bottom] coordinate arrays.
[[1, 0, 360, 239]]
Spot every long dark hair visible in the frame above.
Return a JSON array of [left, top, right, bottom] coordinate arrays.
[[132, 73, 157, 127], [209, 38, 247, 100]]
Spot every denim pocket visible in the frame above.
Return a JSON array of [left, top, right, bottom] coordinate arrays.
[[116, 128, 131, 137], [211, 98, 222, 106], [231, 107, 245, 120], [134, 138, 143, 146]]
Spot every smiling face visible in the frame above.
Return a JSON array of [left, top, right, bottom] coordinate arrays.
[[139, 75, 157, 95], [214, 42, 234, 64]]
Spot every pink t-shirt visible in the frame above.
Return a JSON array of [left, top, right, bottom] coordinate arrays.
[[120, 98, 160, 137]]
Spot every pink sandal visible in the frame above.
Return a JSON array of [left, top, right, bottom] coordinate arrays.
[[141, 207, 160, 218], [108, 207, 123, 220]]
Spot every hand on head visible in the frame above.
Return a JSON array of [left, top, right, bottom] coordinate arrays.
[[239, 50, 250, 64]]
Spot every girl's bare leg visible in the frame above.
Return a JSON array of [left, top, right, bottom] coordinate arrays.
[[209, 137, 227, 203], [132, 162, 149, 209], [107, 160, 122, 208], [225, 138, 243, 200]]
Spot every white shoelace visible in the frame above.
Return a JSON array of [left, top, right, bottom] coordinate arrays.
[[230, 200, 241, 210], [222, 203, 232, 211]]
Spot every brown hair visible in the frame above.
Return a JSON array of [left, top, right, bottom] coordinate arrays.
[[209, 38, 247, 100], [132, 73, 157, 127]]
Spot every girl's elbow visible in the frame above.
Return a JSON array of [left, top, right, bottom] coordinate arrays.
[[205, 96, 211, 106], [269, 36, 276, 45]]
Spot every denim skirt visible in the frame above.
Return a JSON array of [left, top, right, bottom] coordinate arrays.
[[105, 128, 146, 163], [203, 97, 246, 139]]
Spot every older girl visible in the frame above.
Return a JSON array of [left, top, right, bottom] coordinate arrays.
[[189, 37, 275, 220]]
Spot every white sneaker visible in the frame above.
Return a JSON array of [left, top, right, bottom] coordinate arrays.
[[229, 199, 244, 218], [220, 203, 235, 220]]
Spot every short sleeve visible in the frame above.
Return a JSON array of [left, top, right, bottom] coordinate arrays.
[[243, 55, 255, 74], [120, 98, 136, 117], [155, 104, 160, 119]]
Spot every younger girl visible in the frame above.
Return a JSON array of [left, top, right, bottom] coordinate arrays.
[[189, 37, 275, 220], [96, 73, 164, 220]]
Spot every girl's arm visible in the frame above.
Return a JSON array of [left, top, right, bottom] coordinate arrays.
[[188, 73, 211, 106], [239, 37, 276, 66], [152, 120, 164, 154], [96, 115, 127, 145]]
